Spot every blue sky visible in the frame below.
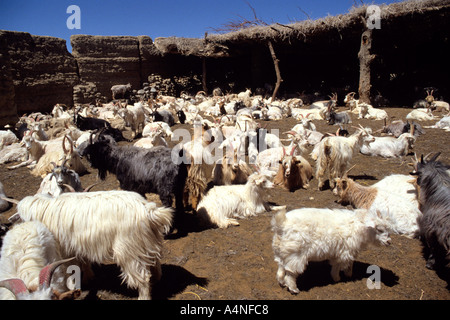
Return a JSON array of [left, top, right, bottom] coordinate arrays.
[[0, 0, 400, 52]]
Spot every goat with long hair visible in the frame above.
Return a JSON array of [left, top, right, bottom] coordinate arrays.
[[410, 152, 450, 271]]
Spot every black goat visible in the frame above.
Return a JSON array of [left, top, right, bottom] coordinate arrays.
[[411, 152, 450, 274], [326, 109, 352, 125], [151, 109, 175, 127], [176, 110, 186, 124], [81, 132, 188, 222], [74, 113, 127, 142]]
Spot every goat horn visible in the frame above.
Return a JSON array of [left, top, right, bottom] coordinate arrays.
[[343, 164, 356, 178], [39, 257, 76, 289], [61, 184, 76, 193], [1, 196, 19, 205], [83, 183, 99, 192], [0, 279, 29, 297], [63, 135, 67, 154], [290, 145, 297, 156]]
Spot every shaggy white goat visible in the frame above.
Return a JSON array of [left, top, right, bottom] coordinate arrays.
[[117, 103, 146, 139], [0, 129, 18, 149], [13, 190, 173, 300], [360, 132, 416, 158], [271, 207, 391, 294], [196, 172, 276, 228], [314, 126, 375, 190], [0, 221, 76, 300], [334, 176, 421, 238]]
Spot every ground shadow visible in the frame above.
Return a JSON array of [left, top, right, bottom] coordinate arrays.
[[83, 263, 208, 300], [295, 260, 399, 292]]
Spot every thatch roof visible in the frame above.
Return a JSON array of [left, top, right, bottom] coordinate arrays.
[[153, 0, 450, 58]]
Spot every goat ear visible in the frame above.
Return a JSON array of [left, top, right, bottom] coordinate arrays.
[[342, 179, 348, 190]]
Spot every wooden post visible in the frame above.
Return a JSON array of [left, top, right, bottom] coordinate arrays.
[[202, 32, 208, 95], [358, 29, 375, 104], [268, 40, 282, 101]]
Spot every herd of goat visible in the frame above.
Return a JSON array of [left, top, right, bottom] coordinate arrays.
[[0, 86, 449, 299]]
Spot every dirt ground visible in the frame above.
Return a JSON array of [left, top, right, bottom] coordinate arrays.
[[0, 107, 449, 301]]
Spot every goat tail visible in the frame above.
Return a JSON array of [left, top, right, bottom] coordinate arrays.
[[316, 138, 332, 178], [271, 206, 287, 235], [145, 202, 174, 235]]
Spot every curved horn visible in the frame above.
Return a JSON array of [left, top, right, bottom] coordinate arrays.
[[39, 257, 76, 289], [290, 145, 297, 156], [0, 279, 29, 298], [62, 135, 68, 154], [83, 183, 99, 192], [343, 164, 356, 178], [61, 184, 76, 193]]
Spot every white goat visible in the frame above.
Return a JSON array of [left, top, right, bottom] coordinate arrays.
[[0, 142, 27, 165], [271, 207, 391, 294], [0, 181, 9, 212], [0, 221, 77, 300], [134, 132, 168, 149], [406, 108, 434, 121], [314, 126, 375, 190], [196, 172, 275, 228], [30, 135, 87, 178], [13, 190, 173, 300], [117, 103, 146, 139], [360, 132, 416, 158], [0, 129, 18, 149], [334, 176, 421, 238], [358, 103, 388, 120], [424, 116, 450, 131], [142, 121, 173, 139]]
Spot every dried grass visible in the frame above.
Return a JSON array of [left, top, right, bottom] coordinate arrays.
[[153, 0, 449, 57]]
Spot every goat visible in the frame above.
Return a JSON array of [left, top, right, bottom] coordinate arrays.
[[36, 159, 87, 197], [11, 190, 173, 300], [358, 103, 388, 120], [150, 109, 175, 127], [424, 116, 450, 131], [406, 108, 434, 121], [273, 145, 313, 191], [360, 132, 416, 158], [111, 83, 132, 100], [0, 142, 27, 165], [196, 172, 275, 228], [430, 100, 450, 113], [0, 129, 18, 149], [80, 132, 189, 222], [142, 121, 173, 139], [117, 103, 146, 139], [134, 133, 168, 149], [410, 153, 450, 270], [30, 135, 87, 178], [211, 146, 253, 185], [0, 181, 10, 212], [0, 221, 79, 300], [334, 174, 421, 238], [74, 112, 126, 142], [315, 125, 375, 190], [271, 207, 391, 294]]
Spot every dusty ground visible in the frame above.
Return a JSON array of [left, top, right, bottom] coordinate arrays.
[[0, 107, 449, 301]]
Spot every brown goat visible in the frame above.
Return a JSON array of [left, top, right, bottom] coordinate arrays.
[[274, 146, 313, 192], [212, 148, 253, 186]]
